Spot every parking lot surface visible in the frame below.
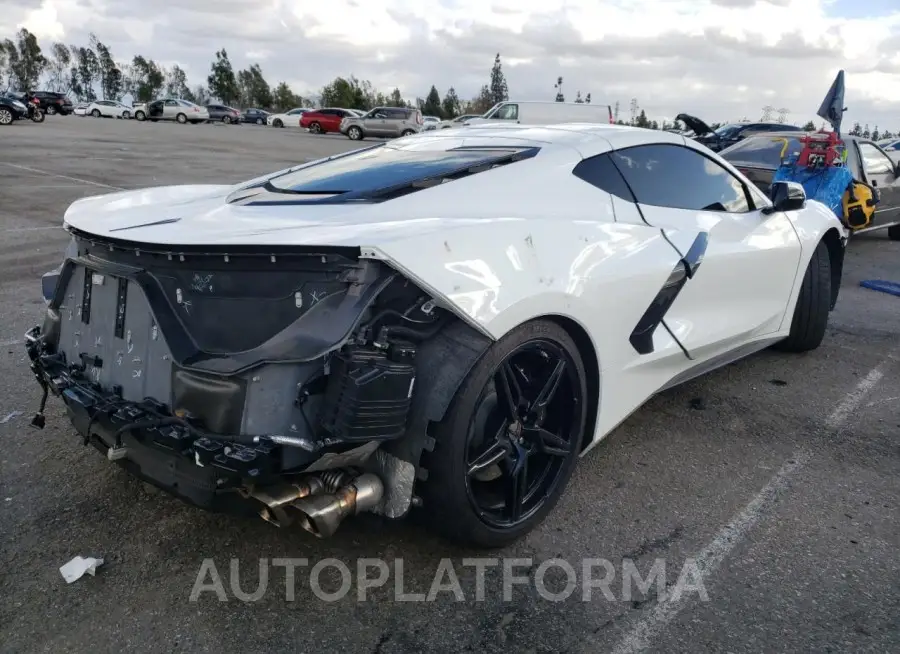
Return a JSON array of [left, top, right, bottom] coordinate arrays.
[[1, 117, 898, 653]]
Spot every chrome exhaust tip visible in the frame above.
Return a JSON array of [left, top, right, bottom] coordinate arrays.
[[291, 473, 384, 538]]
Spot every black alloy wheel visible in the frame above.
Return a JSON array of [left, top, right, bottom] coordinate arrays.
[[420, 320, 587, 547]]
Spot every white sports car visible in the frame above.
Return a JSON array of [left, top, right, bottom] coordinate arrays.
[[25, 124, 847, 547]]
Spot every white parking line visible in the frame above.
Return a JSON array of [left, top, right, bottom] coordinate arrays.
[[0, 162, 125, 191], [607, 360, 890, 654], [825, 367, 885, 429]]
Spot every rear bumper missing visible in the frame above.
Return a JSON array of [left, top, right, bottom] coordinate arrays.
[[24, 325, 286, 515]]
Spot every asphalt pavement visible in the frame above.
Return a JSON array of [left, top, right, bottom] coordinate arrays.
[[0, 116, 898, 654]]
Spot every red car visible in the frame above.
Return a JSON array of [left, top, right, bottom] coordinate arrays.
[[300, 108, 358, 134]]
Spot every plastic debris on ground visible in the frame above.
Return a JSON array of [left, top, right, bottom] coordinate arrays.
[[0, 411, 23, 424], [860, 280, 900, 298], [60, 556, 105, 583]]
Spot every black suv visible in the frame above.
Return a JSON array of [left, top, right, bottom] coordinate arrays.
[[30, 91, 74, 115]]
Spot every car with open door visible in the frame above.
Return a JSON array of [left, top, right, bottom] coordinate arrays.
[[720, 132, 900, 239], [25, 124, 846, 547]]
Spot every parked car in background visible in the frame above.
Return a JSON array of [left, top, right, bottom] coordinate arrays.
[[0, 94, 28, 125], [876, 138, 900, 164], [339, 106, 423, 140], [266, 108, 310, 128], [86, 100, 133, 119], [677, 113, 801, 152], [437, 113, 481, 129], [133, 99, 210, 124], [300, 108, 358, 134], [720, 132, 900, 239], [422, 115, 441, 130], [72, 102, 90, 116], [31, 91, 74, 115], [241, 108, 270, 125], [464, 101, 615, 127], [206, 104, 241, 124]]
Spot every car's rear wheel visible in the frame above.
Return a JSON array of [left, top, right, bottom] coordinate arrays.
[[176, 113, 187, 124], [135, 110, 146, 121], [888, 225, 900, 241], [401, 129, 415, 136], [309, 122, 322, 134], [47, 105, 57, 115], [122, 110, 130, 120], [347, 126, 363, 140], [774, 239, 831, 353], [221, 115, 231, 124], [418, 319, 587, 547], [0, 108, 14, 125]]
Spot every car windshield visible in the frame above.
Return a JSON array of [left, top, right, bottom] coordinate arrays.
[[714, 124, 743, 139], [720, 135, 804, 169], [266, 144, 533, 194]]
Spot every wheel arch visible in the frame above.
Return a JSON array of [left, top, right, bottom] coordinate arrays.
[[821, 227, 845, 310]]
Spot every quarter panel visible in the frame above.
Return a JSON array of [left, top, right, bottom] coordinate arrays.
[[369, 218, 693, 444]]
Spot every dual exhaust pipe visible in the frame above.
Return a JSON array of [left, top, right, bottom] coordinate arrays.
[[246, 472, 384, 538]]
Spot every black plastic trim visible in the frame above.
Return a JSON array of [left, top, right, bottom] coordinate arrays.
[[629, 231, 709, 355], [50, 238, 397, 376]]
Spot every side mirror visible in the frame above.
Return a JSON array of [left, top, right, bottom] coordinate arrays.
[[765, 181, 806, 213]]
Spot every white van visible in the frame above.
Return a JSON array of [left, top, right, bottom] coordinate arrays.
[[465, 101, 614, 127]]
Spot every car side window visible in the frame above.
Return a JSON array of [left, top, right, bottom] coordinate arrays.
[[495, 104, 518, 120], [165, 100, 177, 107], [611, 144, 752, 213], [859, 143, 895, 175], [572, 154, 636, 202]]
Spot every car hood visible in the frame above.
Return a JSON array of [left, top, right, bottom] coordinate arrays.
[[62, 184, 493, 247], [675, 113, 714, 137]]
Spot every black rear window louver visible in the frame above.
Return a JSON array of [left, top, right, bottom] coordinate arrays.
[[237, 146, 541, 206]]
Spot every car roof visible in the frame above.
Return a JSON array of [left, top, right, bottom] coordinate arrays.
[[460, 121, 681, 143]]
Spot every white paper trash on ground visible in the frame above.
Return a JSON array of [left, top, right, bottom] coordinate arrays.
[[60, 556, 105, 583]]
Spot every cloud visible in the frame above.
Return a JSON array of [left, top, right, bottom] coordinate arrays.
[[5, 0, 900, 129]]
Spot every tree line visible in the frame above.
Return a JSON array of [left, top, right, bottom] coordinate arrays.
[[2, 27, 896, 137]]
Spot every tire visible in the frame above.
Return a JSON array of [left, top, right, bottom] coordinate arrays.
[[256, 118, 263, 125], [401, 129, 415, 136], [0, 108, 14, 125], [418, 319, 588, 547], [273, 118, 283, 128], [888, 225, 900, 241], [47, 105, 57, 115], [135, 110, 146, 121], [775, 240, 832, 353], [122, 111, 130, 120], [176, 113, 187, 124], [91, 109, 101, 118], [309, 122, 322, 134], [31, 110, 45, 123], [222, 116, 231, 124], [347, 126, 363, 140]]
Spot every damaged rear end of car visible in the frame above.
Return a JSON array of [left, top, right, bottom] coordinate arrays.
[[25, 231, 483, 537], [22, 135, 566, 539]]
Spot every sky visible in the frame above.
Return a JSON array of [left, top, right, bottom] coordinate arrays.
[[2, 0, 900, 129]]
